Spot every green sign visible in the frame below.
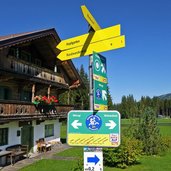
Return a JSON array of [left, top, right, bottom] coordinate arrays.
[[67, 110, 120, 147], [93, 52, 107, 80], [94, 80, 108, 110], [93, 52, 108, 110]]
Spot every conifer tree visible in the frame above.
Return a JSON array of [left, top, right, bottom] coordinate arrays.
[[107, 86, 114, 109], [134, 107, 161, 155], [59, 65, 89, 109]]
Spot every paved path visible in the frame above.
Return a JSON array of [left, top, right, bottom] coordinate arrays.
[[1, 144, 71, 171]]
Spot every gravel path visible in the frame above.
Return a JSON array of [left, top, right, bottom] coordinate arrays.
[[1, 144, 72, 171]]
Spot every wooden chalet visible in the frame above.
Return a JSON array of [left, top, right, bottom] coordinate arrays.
[[0, 28, 83, 156]]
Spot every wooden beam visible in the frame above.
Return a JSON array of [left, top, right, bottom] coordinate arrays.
[[0, 76, 14, 82], [31, 84, 35, 102], [47, 85, 51, 98]]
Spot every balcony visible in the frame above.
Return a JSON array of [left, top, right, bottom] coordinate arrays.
[[3, 55, 66, 85], [0, 101, 74, 123]]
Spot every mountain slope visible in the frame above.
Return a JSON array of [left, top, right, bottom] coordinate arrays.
[[158, 93, 171, 100]]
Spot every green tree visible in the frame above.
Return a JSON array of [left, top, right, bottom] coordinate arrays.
[[107, 86, 114, 109], [120, 95, 128, 118], [75, 65, 89, 109], [118, 95, 137, 118], [134, 107, 162, 155], [59, 65, 89, 110]]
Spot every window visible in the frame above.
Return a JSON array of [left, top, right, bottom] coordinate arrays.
[[34, 58, 42, 66], [54, 65, 61, 73], [0, 128, 8, 146], [8, 48, 16, 56], [8, 47, 20, 58], [0, 86, 11, 100], [45, 124, 54, 138], [20, 50, 31, 62], [20, 90, 31, 102]]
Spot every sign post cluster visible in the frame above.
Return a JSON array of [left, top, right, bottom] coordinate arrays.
[[56, 5, 125, 171]]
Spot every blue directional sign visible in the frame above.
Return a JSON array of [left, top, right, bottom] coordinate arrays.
[[94, 80, 108, 110], [87, 155, 100, 165], [84, 151, 103, 171]]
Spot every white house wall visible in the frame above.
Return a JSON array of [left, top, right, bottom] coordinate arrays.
[[0, 119, 61, 153], [33, 119, 61, 153], [0, 121, 21, 150]]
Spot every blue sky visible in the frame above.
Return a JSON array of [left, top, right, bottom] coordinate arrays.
[[1, 0, 171, 103]]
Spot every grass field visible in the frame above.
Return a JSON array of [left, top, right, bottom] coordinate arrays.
[[21, 148, 171, 171], [20, 119, 171, 171], [20, 159, 78, 171], [121, 118, 171, 124]]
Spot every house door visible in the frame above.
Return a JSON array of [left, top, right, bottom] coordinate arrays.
[[21, 125, 33, 151]]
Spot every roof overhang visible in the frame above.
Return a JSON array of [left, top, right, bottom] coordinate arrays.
[[0, 28, 84, 89]]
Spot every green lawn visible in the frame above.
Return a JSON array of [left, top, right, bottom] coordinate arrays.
[[20, 159, 77, 171], [56, 147, 83, 157], [109, 149, 171, 171], [157, 118, 171, 123], [159, 126, 171, 136], [20, 148, 171, 171], [121, 118, 171, 125], [20, 119, 171, 171], [56, 147, 171, 171]]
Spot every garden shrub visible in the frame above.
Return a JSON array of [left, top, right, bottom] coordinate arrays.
[[71, 158, 83, 171], [103, 136, 142, 169], [160, 136, 171, 153]]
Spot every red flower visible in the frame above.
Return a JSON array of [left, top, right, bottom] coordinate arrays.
[[33, 95, 58, 105]]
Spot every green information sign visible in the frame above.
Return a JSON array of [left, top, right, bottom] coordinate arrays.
[[93, 52, 108, 110], [67, 110, 120, 147], [93, 52, 107, 79]]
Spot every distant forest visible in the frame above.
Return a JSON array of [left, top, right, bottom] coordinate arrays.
[[113, 95, 171, 118], [59, 65, 171, 118]]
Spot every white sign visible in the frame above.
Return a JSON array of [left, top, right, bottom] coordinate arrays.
[[84, 151, 103, 171]]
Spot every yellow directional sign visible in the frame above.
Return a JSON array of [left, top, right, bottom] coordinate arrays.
[[57, 25, 121, 50], [57, 35, 125, 61], [81, 5, 101, 31]]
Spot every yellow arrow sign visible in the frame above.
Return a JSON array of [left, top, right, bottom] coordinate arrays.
[[81, 5, 101, 31], [57, 35, 125, 61], [57, 25, 120, 50]]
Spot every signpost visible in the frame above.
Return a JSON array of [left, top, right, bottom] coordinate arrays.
[[93, 52, 107, 82], [84, 149, 103, 171], [94, 80, 108, 110], [67, 110, 121, 147], [57, 24, 121, 50], [57, 35, 125, 61], [81, 5, 101, 31], [93, 52, 108, 110], [57, 4, 126, 171]]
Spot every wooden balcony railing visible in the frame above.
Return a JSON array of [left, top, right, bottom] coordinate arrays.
[[3, 55, 65, 84], [0, 101, 74, 121]]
